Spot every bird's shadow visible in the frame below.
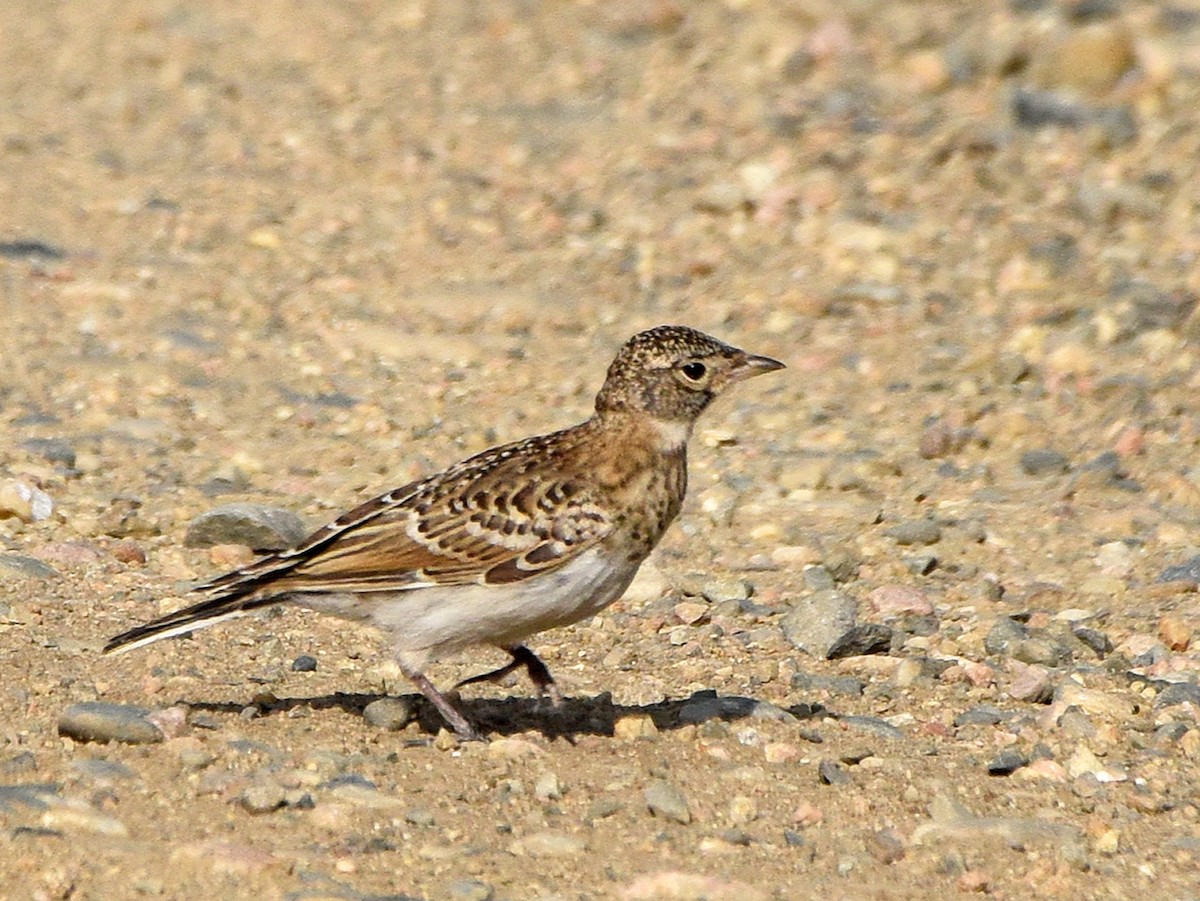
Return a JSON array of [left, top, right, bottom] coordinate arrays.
[[188, 689, 825, 743]]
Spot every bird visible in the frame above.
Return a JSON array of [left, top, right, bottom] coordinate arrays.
[[104, 325, 784, 740]]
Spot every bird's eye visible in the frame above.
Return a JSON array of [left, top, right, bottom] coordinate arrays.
[[680, 362, 707, 381]]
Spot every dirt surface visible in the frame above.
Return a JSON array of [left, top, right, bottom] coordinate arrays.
[[4, 1, 1200, 898]]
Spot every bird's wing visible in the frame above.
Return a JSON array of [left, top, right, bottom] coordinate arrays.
[[194, 440, 613, 598]]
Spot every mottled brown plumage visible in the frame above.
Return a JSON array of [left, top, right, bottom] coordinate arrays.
[[105, 325, 783, 740]]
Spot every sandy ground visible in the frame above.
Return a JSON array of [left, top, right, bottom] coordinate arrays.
[[3, 1, 1200, 899]]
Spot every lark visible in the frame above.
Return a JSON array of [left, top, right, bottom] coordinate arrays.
[[105, 325, 784, 740]]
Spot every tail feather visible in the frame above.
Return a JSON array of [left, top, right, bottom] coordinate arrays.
[[103, 592, 281, 656]]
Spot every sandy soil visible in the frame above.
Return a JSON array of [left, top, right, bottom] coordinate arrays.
[[3, 1, 1200, 899]]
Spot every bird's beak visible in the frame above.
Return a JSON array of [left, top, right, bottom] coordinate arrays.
[[731, 352, 786, 382]]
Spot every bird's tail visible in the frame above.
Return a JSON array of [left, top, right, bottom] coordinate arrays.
[[103, 590, 281, 656]]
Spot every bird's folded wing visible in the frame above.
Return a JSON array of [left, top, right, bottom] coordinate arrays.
[[195, 475, 614, 598]]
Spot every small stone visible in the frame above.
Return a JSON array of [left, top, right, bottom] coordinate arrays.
[[673, 601, 710, 625], [645, 779, 691, 824], [987, 749, 1028, 776], [728, 795, 758, 825], [696, 181, 748, 214], [184, 503, 308, 550], [58, 703, 164, 745], [904, 555, 938, 576], [363, 697, 415, 731], [41, 798, 128, 837], [884, 519, 942, 546], [20, 437, 76, 467], [1020, 449, 1070, 476], [586, 798, 623, 821], [614, 714, 659, 741], [0, 479, 53, 522], [826, 624, 893, 659], [534, 772, 562, 802], [869, 829, 907, 864], [1007, 663, 1055, 703], [240, 782, 287, 815], [291, 654, 318, 672], [486, 738, 543, 759], [447, 879, 494, 901], [779, 590, 857, 659], [404, 806, 435, 826], [1158, 555, 1200, 584], [818, 759, 850, 785], [513, 830, 586, 857], [0, 554, 60, 581], [764, 742, 800, 764], [1159, 616, 1192, 651], [954, 705, 1006, 727], [868, 585, 934, 617], [1156, 683, 1200, 708]]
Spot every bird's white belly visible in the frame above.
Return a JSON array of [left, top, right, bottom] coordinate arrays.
[[294, 549, 639, 663]]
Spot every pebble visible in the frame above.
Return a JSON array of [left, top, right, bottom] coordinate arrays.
[[827, 624, 893, 659], [586, 798, 623, 821], [779, 590, 857, 659], [20, 437, 76, 467], [1157, 554, 1200, 584], [363, 696, 416, 731], [1019, 449, 1070, 476], [447, 879, 494, 901], [291, 654, 318, 672], [988, 749, 1028, 776], [645, 779, 691, 824], [486, 738, 543, 760], [534, 771, 562, 802], [954, 705, 1006, 727], [1158, 617, 1192, 652], [884, 519, 942, 546], [818, 759, 850, 785], [620, 872, 768, 901], [511, 830, 586, 857], [614, 714, 659, 741], [868, 585, 934, 617], [1155, 682, 1200, 709], [71, 758, 136, 783], [1007, 663, 1055, 703], [41, 797, 129, 837], [58, 702, 165, 745], [840, 715, 904, 740], [0, 479, 53, 522], [0, 554, 60, 580], [184, 503, 308, 550], [240, 781, 287, 815]]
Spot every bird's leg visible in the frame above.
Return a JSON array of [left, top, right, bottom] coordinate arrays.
[[402, 664, 485, 742], [456, 644, 563, 707]]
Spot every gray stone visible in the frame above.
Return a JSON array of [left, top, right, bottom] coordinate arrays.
[[779, 590, 858, 659], [240, 781, 287, 814], [70, 758, 136, 783], [791, 671, 865, 697], [1071, 626, 1113, 657], [0, 554, 59, 580], [884, 519, 942, 546], [1155, 682, 1200, 708], [954, 705, 1006, 727], [1157, 554, 1200, 584], [987, 750, 1027, 776], [818, 759, 850, 785], [1019, 449, 1070, 476], [184, 503, 308, 550], [984, 617, 1028, 656], [826, 623, 894, 659], [20, 437, 76, 467], [645, 779, 691, 824], [448, 880, 494, 901], [363, 696, 416, 731], [58, 703, 164, 745], [839, 715, 904, 740]]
